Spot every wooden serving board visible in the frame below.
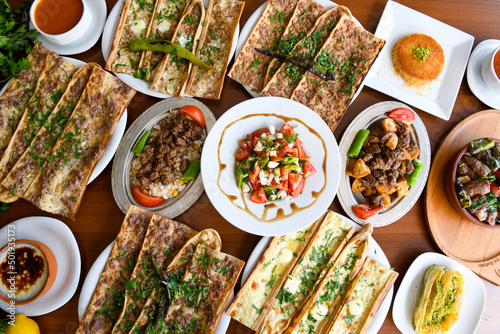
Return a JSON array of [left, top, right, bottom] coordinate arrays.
[[425, 109, 500, 285]]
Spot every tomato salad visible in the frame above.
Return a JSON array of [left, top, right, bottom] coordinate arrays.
[[234, 122, 316, 204]]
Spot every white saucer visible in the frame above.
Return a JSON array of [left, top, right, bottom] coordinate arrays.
[[0, 217, 81, 316], [30, 0, 107, 55], [467, 39, 500, 110]]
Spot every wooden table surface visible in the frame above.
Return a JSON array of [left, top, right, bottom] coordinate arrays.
[[2, 0, 500, 333]]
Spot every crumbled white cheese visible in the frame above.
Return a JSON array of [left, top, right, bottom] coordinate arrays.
[[283, 275, 300, 294], [277, 248, 293, 264], [268, 125, 276, 134], [348, 298, 364, 316], [310, 303, 328, 321], [130, 19, 146, 35], [156, 20, 172, 34]]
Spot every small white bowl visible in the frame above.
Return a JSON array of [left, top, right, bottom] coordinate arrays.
[[30, 0, 92, 45], [481, 45, 500, 92]]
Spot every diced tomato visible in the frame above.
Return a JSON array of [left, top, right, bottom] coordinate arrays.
[[388, 108, 415, 125], [491, 183, 500, 196], [239, 139, 252, 153], [133, 186, 164, 207], [249, 164, 260, 185], [250, 186, 267, 204], [263, 150, 270, 157], [235, 148, 250, 161], [295, 138, 305, 160], [281, 168, 289, 181], [246, 133, 253, 142], [494, 169, 500, 179], [289, 173, 305, 197], [280, 122, 295, 137], [304, 156, 312, 161], [303, 161, 316, 177], [252, 128, 270, 138], [271, 156, 282, 162], [352, 204, 381, 220], [271, 178, 288, 191], [278, 145, 295, 158]]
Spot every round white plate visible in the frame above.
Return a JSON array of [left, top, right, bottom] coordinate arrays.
[[337, 101, 431, 227], [467, 39, 500, 110], [0, 57, 127, 185], [101, 0, 239, 99], [241, 212, 394, 334], [393, 252, 486, 334], [0, 216, 81, 316], [78, 241, 233, 334], [202, 97, 340, 236], [112, 98, 216, 216], [235, 0, 364, 101], [30, 0, 107, 55]]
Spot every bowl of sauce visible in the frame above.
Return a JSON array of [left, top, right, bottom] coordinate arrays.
[[0, 239, 57, 305], [481, 45, 500, 92], [30, 0, 92, 45]]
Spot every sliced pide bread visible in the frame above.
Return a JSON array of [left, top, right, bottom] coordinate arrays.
[[111, 214, 197, 334], [0, 43, 49, 156], [77, 205, 153, 334], [228, 0, 300, 92], [257, 211, 356, 334], [325, 258, 398, 334], [184, 0, 245, 99], [284, 224, 373, 334], [150, 0, 205, 95], [1, 62, 99, 200], [226, 218, 323, 331]]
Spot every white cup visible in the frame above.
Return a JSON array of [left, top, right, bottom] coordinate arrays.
[[30, 0, 93, 45], [481, 45, 500, 92]]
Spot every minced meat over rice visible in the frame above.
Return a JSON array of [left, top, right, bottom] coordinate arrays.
[[131, 110, 204, 200]]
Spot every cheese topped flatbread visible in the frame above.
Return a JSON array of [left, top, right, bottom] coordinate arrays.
[[185, 0, 245, 99], [1, 63, 99, 199], [24, 67, 135, 220], [77, 205, 153, 334], [0, 43, 49, 155], [228, 0, 300, 92]]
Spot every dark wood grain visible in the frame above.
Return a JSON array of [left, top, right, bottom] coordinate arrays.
[[2, 0, 500, 333]]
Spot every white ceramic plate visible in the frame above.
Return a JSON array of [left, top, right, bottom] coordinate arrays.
[[393, 252, 486, 334], [236, 0, 365, 101], [101, 0, 239, 99], [467, 39, 500, 110], [241, 212, 394, 334], [0, 216, 81, 316], [0, 57, 127, 184], [30, 0, 107, 55], [337, 101, 431, 227], [78, 241, 233, 334], [202, 97, 340, 236], [364, 0, 474, 120]]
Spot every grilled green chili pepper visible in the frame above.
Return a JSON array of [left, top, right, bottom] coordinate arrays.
[[132, 130, 151, 154], [469, 138, 495, 155], [180, 159, 201, 181], [405, 159, 424, 187], [456, 183, 472, 208], [128, 39, 212, 70], [347, 129, 370, 159]]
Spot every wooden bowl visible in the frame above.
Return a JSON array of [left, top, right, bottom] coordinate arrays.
[[0, 239, 57, 305], [445, 138, 500, 229]]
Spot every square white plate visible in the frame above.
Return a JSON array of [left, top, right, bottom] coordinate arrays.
[[364, 1, 474, 120], [392, 252, 486, 334]]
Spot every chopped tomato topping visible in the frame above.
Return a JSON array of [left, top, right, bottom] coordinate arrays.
[[235, 147, 250, 161], [250, 186, 267, 204], [303, 161, 316, 177]]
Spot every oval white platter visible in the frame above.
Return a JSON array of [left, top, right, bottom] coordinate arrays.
[[337, 101, 431, 227]]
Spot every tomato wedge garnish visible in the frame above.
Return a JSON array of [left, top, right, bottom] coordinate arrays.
[[252, 128, 270, 138], [352, 204, 381, 220], [303, 161, 316, 177], [250, 186, 267, 204], [280, 122, 295, 137], [387, 108, 415, 125], [133, 186, 164, 207], [289, 173, 304, 197], [238, 139, 252, 153], [491, 183, 500, 196], [178, 105, 205, 128], [295, 138, 305, 160], [235, 147, 250, 161]]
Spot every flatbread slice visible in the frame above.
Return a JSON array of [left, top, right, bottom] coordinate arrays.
[[129, 228, 222, 333], [1, 63, 99, 199], [0, 43, 49, 156], [325, 258, 398, 334], [111, 214, 197, 334], [149, 0, 205, 95], [162, 243, 245, 334], [226, 217, 323, 331], [284, 224, 373, 334], [23, 67, 136, 220], [105, 0, 156, 75], [227, 0, 300, 92], [260, 6, 352, 99], [257, 211, 356, 334], [0, 52, 75, 202], [290, 14, 385, 131], [184, 0, 245, 99], [76, 205, 153, 334], [138, 0, 190, 81], [263, 0, 325, 87]]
